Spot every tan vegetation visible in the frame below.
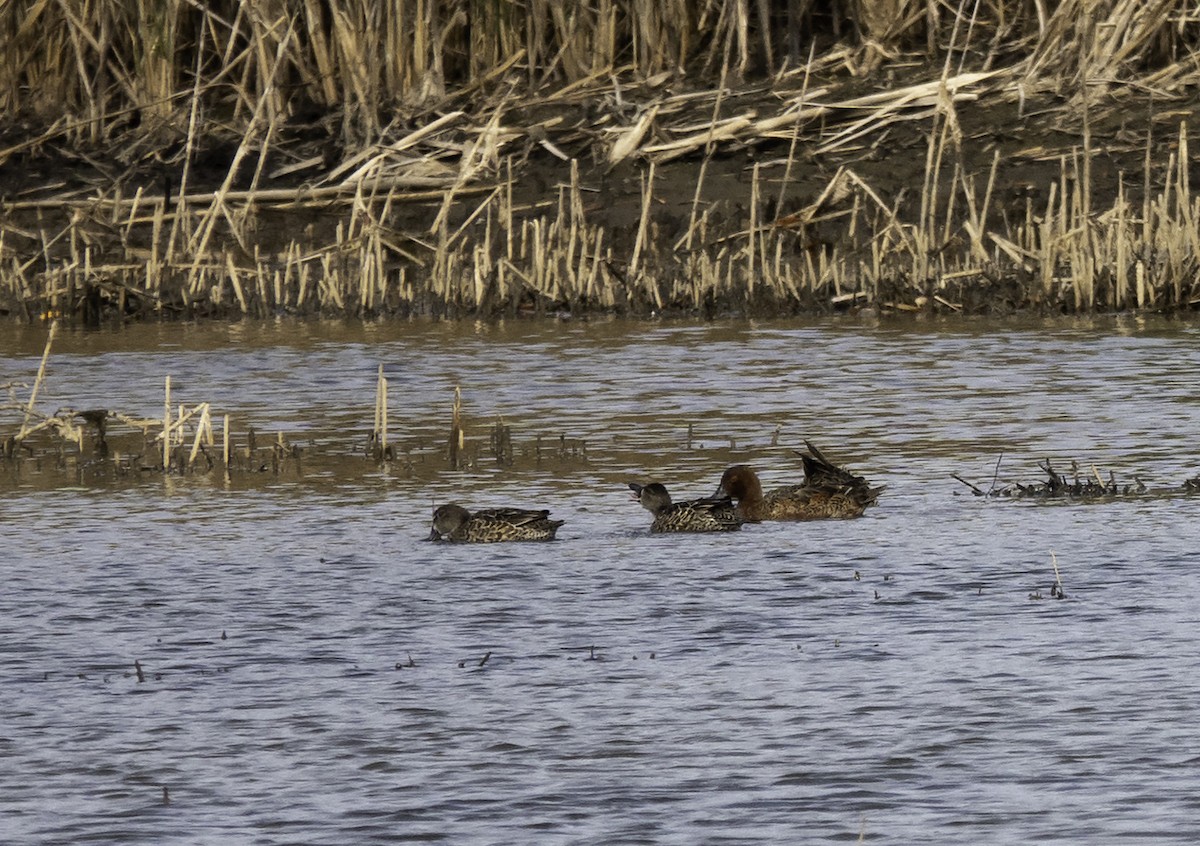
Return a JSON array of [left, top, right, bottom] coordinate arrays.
[[3, 1, 1200, 320], [1, 321, 305, 481], [0, 322, 586, 484]]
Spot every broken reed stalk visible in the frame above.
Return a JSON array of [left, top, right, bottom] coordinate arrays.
[[682, 46, 731, 253], [222, 414, 231, 480], [373, 363, 389, 458], [187, 20, 296, 266], [15, 320, 57, 442], [162, 376, 172, 470], [448, 385, 463, 469], [776, 41, 816, 217], [748, 161, 760, 299], [629, 159, 656, 281], [187, 403, 212, 468], [1050, 550, 1066, 598]]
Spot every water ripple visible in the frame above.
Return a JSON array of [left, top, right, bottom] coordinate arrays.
[[4, 318, 1200, 843]]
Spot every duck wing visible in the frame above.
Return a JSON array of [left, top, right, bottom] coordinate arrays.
[[653, 495, 742, 532], [475, 507, 554, 525], [799, 440, 884, 502], [469, 507, 564, 540]]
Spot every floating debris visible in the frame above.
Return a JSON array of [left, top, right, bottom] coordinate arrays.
[[954, 457, 1147, 500]]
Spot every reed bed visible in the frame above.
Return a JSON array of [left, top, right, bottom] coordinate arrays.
[[1, 342, 601, 486], [1, 321, 306, 481], [8, 338, 1200, 497], [1, 381, 304, 483], [4, 1, 1200, 320]]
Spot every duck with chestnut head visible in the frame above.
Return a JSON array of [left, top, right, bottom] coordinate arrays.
[[715, 441, 884, 522]]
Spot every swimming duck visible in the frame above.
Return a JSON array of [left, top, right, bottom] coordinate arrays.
[[429, 503, 564, 543], [715, 441, 884, 522], [627, 482, 743, 533]]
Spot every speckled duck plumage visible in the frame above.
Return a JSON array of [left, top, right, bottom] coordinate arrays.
[[627, 482, 743, 533], [715, 441, 884, 522], [429, 503, 564, 543]]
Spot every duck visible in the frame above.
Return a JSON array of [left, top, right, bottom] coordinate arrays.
[[428, 503, 564, 543], [627, 482, 743, 533], [715, 441, 884, 522]]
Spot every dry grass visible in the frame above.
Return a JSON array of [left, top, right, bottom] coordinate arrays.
[[1, 323, 305, 480], [4, 1, 1200, 320], [1, 342, 593, 485]]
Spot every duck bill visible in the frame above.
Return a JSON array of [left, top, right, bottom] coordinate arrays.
[[427, 527, 442, 541], [627, 482, 644, 501]]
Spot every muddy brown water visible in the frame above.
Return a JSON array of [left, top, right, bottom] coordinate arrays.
[[3, 315, 1200, 843]]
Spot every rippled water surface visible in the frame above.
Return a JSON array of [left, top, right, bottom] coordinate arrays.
[[4, 316, 1200, 844]]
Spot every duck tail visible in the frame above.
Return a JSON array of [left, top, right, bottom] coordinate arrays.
[[800, 440, 883, 506], [859, 483, 887, 507]]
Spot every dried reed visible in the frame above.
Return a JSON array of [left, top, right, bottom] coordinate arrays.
[[14, 320, 57, 442], [4, 2, 1200, 319], [372, 363, 390, 461], [448, 385, 464, 469]]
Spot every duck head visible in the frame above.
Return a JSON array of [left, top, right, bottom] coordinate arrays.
[[430, 503, 471, 540], [628, 481, 672, 515], [715, 465, 764, 503]]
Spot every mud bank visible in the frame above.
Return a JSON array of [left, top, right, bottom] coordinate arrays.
[[4, 3, 1200, 323]]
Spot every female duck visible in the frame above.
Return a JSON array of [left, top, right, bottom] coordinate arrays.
[[715, 441, 884, 522], [627, 482, 742, 533], [429, 503, 564, 543]]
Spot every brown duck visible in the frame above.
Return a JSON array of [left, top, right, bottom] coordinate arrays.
[[715, 441, 884, 522], [429, 503, 564, 543]]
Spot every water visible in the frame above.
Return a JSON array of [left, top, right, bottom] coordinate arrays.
[[3, 315, 1200, 844]]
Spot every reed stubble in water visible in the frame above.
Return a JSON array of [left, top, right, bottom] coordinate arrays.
[[0, 328, 317, 483]]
